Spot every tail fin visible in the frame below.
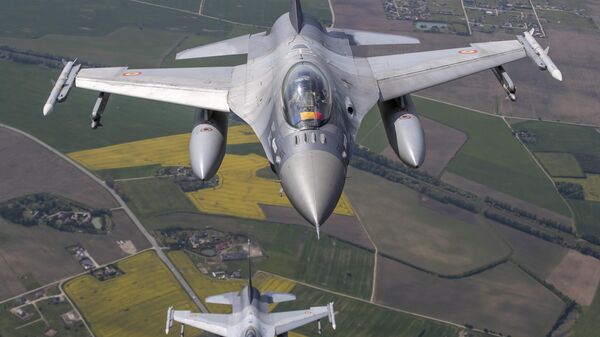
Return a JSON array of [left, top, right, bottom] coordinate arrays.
[[247, 239, 253, 301], [289, 0, 304, 33]]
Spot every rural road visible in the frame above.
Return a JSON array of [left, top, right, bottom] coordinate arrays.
[[0, 123, 209, 314]]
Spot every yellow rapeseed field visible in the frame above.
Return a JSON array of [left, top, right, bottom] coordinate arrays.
[[186, 154, 354, 219], [68, 125, 354, 219], [556, 174, 600, 202], [63, 251, 198, 337], [69, 125, 258, 170]]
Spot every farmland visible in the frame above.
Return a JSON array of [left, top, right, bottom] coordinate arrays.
[[415, 97, 571, 216], [345, 168, 511, 275], [168, 250, 296, 312], [144, 212, 374, 299], [512, 121, 600, 157], [568, 200, 600, 237], [114, 178, 199, 216], [276, 282, 464, 337], [69, 130, 354, 220], [535, 152, 585, 177], [555, 175, 600, 202], [64, 251, 199, 337], [571, 291, 600, 337], [376, 258, 565, 337], [202, 0, 332, 27]]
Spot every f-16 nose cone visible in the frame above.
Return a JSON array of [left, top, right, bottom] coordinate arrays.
[[279, 151, 346, 227]]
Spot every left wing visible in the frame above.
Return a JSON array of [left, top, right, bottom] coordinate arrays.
[[366, 40, 526, 101], [168, 309, 229, 337], [75, 66, 236, 112], [269, 303, 335, 335]]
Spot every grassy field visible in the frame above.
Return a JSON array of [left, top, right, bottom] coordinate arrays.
[[416, 97, 570, 216], [64, 251, 199, 337], [568, 200, 600, 238], [572, 290, 600, 337], [276, 283, 464, 337], [346, 168, 511, 275], [355, 106, 389, 153], [512, 121, 600, 157], [143, 211, 374, 299], [202, 0, 332, 27], [376, 258, 565, 337], [490, 222, 567, 278], [114, 178, 199, 216], [535, 152, 585, 177], [0, 0, 231, 38]]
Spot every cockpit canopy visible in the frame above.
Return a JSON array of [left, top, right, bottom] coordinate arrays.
[[282, 62, 332, 129]]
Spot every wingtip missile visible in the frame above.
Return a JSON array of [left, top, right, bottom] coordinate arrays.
[[43, 59, 80, 116], [518, 31, 563, 82]]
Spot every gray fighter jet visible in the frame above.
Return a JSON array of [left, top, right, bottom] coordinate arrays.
[[44, 0, 562, 237], [165, 251, 336, 337]]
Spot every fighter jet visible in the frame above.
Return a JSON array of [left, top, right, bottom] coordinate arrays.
[[165, 248, 336, 337], [44, 0, 563, 237]]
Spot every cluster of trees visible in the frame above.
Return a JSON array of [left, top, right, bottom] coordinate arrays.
[[483, 209, 566, 244], [0, 45, 100, 69], [484, 197, 573, 234], [0, 203, 37, 226], [350, 155, 479, 213], [556, 182, 584, 200], [574, 153, 600, 174]]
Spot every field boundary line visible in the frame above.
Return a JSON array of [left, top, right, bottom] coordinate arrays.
[[256, 270, 502, 336], [460, 0, 473, 35], [343, 193, 379, 302], [499, 117, 576, 225]]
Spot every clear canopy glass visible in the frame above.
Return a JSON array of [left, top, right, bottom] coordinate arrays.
[[282, 62, 332, 129]]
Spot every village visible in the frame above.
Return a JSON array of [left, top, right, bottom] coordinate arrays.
[[157, 228, 264, 280], [0, 193, 111, 234]]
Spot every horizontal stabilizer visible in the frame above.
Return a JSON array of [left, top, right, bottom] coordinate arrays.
[[205, 292, 238, 305], [328, 28, 420, 46], [176, 34, 256, 60], [261, 292, 296, 304]]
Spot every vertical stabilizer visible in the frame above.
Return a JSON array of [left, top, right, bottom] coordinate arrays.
[[247, 239, 254, 302], [289, 0, 304, 33]]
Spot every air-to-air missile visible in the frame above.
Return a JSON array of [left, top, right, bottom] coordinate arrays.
[[518, 29, 563, 81], [43, 60, 80, 116]]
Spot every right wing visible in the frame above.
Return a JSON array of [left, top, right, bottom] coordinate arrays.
[[171, 310, 229, 337], [75, 66, 237, 112], [269, 303, 335, 335], [366, 40, 526, 101]]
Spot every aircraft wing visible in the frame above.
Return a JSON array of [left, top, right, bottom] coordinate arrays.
[[366, 40, 527, 101], [171, 310, 229, 336], [75, 66, 236, 112], [269, 304, 334, 335]]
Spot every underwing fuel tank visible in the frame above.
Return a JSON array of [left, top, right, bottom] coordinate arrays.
[[378, 95, 425, 168], [189, 109, 228, 180]]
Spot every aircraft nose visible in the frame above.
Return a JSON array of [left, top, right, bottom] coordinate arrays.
[[279, 150, 346, 227]]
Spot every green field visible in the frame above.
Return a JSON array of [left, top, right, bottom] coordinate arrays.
[[64, 251, 199, 337], [203, 0, 332, 27], [490, 222, 567, 278], [276, 283, 463, 337], [115, 177, 198, 216], [0, 0, 230, 38], [144, 211, 374, 299], [572, 290, 600, 337], [416, 97, 570, 216], [568, 200, 600, 238], [512, 121, 600, 157], [535, 152, 585, 177], [346, 168, 511, 276]]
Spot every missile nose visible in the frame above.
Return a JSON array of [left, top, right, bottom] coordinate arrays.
[[279, 150, 346, 227], [551, 69, 563, 81], [43, 104, 53, 116]]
